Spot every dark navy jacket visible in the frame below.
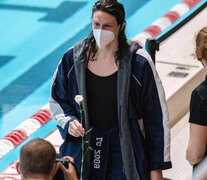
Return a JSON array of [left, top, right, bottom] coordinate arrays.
[[49, 40, 172, 180]]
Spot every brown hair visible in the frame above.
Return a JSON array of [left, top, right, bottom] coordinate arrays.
[[196, 27, 207, 61], [19, 138, 56, 178]]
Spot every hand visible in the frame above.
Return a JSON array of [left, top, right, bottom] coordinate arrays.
[[150, 170, 163, 180], [68, 120, 85, 137], [58, 156, 78, 180]]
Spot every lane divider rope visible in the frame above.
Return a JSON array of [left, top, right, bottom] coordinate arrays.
[[0, 104, 51, 159], [133, 0, 202, 46]]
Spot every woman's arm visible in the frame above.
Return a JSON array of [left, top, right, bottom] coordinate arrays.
[[186, 123, 207, 165], [150, 170, 163, 180], [49, 48, 81, 141]]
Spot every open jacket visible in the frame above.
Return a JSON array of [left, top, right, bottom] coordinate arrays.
[[49, 39, 172, 180]]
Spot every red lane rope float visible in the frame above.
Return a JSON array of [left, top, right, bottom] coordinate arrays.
[[3, 130, 27, 147], [30, 109, 51, 125], [0, 107, 52, 159], [4, 134, 21, 146], [13, 130, 27, 140], [41, 109, 52, 119], [30, 115, 45, 126], [183, 0, 202, 9], [3, 136, 20, 148], [31, 114, 47, 125], [164, 11, 180, 23], [144, 25, 162, 38]]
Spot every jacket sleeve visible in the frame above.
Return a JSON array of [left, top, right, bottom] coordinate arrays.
[[49, 48, 79, 142], [136, 49, 172, 170]]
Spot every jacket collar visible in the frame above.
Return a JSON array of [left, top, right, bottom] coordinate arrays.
[[117, 40, 140, 179], [73, 40, 91, 176], [73, 40, 90, 130]]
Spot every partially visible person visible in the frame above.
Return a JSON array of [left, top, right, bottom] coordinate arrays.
[[16, 138, 78, 180], [186, 27, 207, 173]]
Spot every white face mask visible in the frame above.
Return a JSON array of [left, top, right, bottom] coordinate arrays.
[[93, 29, 115, 48]]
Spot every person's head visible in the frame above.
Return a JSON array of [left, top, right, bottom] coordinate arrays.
[[16, 138, 58, 180], [195, 27, 207, 66], [86, 0, 129, 63], [92, 0, 126, 32]]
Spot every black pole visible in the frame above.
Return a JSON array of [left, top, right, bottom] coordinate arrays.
[[145, 39, 160, 64]]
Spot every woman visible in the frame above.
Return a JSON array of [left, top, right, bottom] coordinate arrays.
[[186, 27, 207, 173], [49, 0, 171, 179]]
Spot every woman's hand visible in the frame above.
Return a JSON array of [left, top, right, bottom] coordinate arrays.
[[150, 170, 163, 180], [58, 156, 78, 180], [68, 120, 85, 137]]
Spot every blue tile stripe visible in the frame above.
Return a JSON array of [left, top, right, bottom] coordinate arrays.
[[0, 56, 15, 68], [0, 2, 88, 23], [39, 1, 88, 22]]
